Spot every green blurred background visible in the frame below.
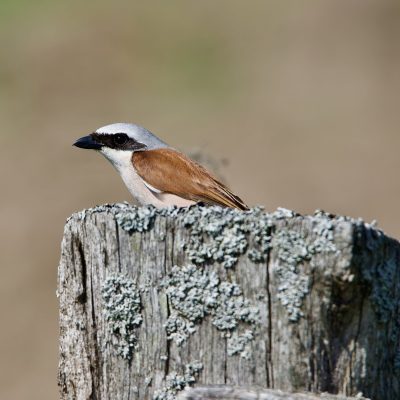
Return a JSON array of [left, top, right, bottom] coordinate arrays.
[[1, 1, 399, 398]]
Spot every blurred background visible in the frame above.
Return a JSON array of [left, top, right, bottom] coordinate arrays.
[[1, 0, 399, 398]]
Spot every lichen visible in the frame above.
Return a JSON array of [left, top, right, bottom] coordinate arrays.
[[69, 202, 171, 232], [181, 207, 248, 267], [162, 264, 259, 356], [314, 208, 378, 230], [115, 205, 158, 233], [269, 209, 382, 323], [102, 274, 142, 360], [212, 280, 260, 331], [271, 207, 298, 219], [70, 203, 396, 391], [180, 205, 273, 268], [272, 229, 312, 321], [164, 313, 196, 346], [69, 202, 129, 222], [311, 217, 340, 256], [272, 218, 339, 322], [88, 204, 344, 325], [153, 361, 203, 400], [81, 204, 387, 334], [227, 330, 254, 359]]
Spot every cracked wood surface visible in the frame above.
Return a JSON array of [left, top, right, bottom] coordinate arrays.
[[58, 206, 400, 400]]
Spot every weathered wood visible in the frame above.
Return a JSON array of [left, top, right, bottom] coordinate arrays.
[[177, 385, 369, 399], [58, 204, 400, 400]]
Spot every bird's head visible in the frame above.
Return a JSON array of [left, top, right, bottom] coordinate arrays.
[[73, 122, 168, 169]]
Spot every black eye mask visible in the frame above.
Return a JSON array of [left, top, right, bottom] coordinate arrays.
[[91, 133, 147, 151]]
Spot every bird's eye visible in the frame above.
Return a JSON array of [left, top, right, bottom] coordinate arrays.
[[114, 133, 128, 146]]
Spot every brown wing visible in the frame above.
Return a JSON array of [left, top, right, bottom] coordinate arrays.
[[132, 148, 249, 210]]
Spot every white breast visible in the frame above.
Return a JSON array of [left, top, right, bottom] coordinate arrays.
[[100, 148, 162, 206], [100, 147, 194, 208]]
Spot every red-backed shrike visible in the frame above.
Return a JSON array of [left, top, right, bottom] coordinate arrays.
[[74, 123, 248, 210]]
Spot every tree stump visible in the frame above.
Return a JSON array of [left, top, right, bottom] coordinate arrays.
[[58, 204, 400, 400]]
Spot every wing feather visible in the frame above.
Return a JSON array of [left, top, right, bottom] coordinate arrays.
[[132, 148, 248, 210]]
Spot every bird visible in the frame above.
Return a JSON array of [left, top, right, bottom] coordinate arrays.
[[73, 123, 248, 210]]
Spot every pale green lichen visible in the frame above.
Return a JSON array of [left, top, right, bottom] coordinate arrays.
[[272, 217, 339, 322], [71, 200, 398, 379], [273, 229, 312, 321], [162, 264, 259, 356], [71, 203, 399, 388], [102, 274, 142, 360], [181, 207, 249, 267], [311, 217, 340, 256], [164, 314, 196, 346], [86, 205, 386, 348], [69, 202, 171, 231], [153, 361, 203, 400], [69, 202, 130, 222], [227, 329, 254, 359], [99, 205, 341, 325], [181, 205, 274, 268], [115, 206, 157, 233]]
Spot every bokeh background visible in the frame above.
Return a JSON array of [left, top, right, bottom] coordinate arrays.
[[1, 1, 399, 399]]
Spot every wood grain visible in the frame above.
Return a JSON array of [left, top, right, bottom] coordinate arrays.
[[177, 385, 369, 399], [58, 205, 400, 400]]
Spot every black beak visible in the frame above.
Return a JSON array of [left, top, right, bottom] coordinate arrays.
[[73, 135, 102, 150]]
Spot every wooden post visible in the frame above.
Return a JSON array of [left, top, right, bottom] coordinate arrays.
[[58, 204, 400, 400]]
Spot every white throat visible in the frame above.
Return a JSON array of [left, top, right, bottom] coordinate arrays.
[[101, 147, 132, 170]]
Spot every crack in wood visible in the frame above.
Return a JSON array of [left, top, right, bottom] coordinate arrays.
[[58, 207, 400, 400], [266, 225, 274, 388]]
